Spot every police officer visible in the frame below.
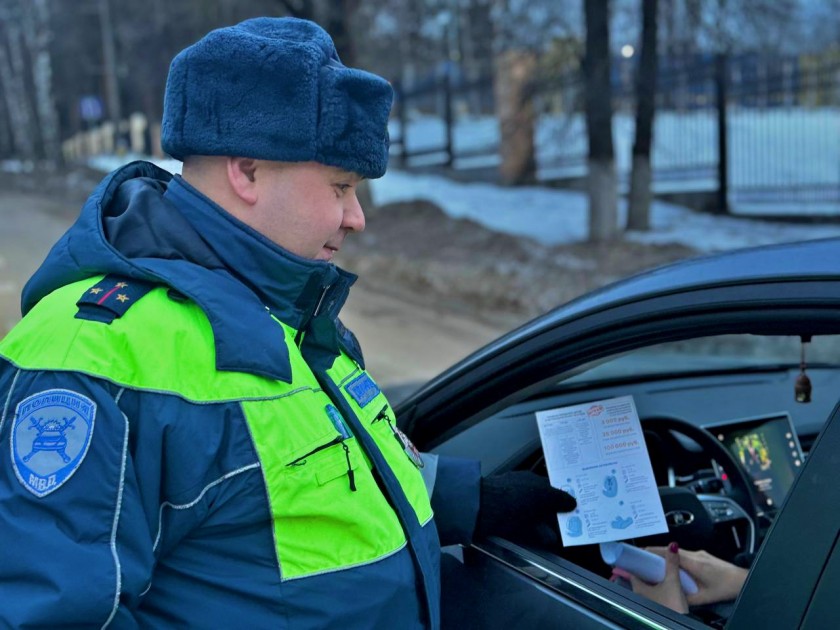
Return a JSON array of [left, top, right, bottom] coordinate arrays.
[[0, 17, 574, 628]]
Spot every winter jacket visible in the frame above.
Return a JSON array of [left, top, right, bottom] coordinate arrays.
[[0, 161, 480, 629]]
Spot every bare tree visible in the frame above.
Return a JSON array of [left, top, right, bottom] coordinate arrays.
[[274, 1, 362, 64], [493, 47, 537, 185], [98, 0, 122, 127], [276, 0, 316, 21], [492, 0, 584, 186], [319, 0, 360, 63], [583, 0, 618, 242], [26, 0, 60, 162], [0, 0, 37, 160], [662, 0, 800, 54], [0, 88, 11, 158], [626, 0, 658, 231]]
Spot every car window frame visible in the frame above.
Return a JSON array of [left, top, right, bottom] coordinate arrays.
[[403, 278, 840, 628], [726, 396, 840, 629]]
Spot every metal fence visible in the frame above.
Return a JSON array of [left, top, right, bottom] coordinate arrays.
[[391, 52, 840, 216]]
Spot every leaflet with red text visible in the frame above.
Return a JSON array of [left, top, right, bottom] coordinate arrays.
[[535, 395, 668, 547]]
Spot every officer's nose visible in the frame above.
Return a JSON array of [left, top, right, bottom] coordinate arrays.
[[343, 190, 365, 233]]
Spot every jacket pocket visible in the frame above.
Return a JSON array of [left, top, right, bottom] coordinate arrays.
[[287, 436, 357, 492]]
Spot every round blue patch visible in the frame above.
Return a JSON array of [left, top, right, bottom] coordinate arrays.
[[11, 389, 97, 497]]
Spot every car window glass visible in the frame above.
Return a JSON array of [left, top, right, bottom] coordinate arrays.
[[561, 334, 840, 386]]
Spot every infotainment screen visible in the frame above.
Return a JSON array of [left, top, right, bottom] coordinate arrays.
[[706, 414, 804, 511]]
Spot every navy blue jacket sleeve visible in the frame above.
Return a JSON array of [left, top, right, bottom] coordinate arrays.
[[420, 453, 481, 547], [0, 367, 153, 627]]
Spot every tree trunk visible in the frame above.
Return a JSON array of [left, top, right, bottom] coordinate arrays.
[[583, 0, 618, 242], [99, 0, 122, 126], [494, 49, 537, 186], [0, 88, 11, 158], [588, 158, 618, 241], [277, 0, 316, 22], [627, 155, 652, 230], [0, 11, 37, 160], [627, 0, 659, 231], [321, 0, 358, 65], [24, 0, 61, 164]]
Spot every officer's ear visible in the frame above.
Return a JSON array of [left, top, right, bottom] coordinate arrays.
[[226, 157, 259, 205]]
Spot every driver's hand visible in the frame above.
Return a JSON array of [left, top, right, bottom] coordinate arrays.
[[475, 471, 576, 548], [644, 545, 749, 607], [618, 542, 689, 614]]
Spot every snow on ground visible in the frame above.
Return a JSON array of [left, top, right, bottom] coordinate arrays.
[[84, 153, 840, 254], [371, 169, 840, 253], [393, 108, 840, 216]]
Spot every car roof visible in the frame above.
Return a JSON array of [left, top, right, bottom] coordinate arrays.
[[516, 236, 840, 338]]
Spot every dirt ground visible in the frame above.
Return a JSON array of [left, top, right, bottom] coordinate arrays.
[[340, 198, 697, 330], [0, 165, 698, 393]]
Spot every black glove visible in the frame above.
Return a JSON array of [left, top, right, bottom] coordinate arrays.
[[475, 471, 577, 548]]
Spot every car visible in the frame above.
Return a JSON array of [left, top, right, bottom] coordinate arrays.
[[395, 236, 840, 629]]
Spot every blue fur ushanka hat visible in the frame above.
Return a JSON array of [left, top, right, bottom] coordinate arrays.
[[161, 17, 393, 179]]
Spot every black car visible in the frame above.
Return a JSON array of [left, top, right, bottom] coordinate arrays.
[[396, 237, 840, 629]]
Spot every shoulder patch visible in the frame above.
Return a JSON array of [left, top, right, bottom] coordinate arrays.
[[344, 372, 381, 408], [11, 389, 97, 497], [76, 275, 157, 323]]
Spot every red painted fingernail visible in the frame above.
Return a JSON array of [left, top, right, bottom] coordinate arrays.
[[612, 567, 633, 580], [669, 542, 679, 554]]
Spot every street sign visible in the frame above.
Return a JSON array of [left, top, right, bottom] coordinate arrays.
[[79, 96, 104, 122]]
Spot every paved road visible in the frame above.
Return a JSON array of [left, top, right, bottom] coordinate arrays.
[[0, 192, 74, 336], [342, 281, 507, 392], [0, 190, 507, 394]]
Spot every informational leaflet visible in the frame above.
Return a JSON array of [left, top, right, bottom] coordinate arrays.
[[535, 395, 668, 547]]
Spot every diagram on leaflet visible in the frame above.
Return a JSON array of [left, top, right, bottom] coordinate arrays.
[[536, 395, 668, 547]]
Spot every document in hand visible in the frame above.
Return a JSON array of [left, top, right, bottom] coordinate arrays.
[[535, 395, 668, 547]]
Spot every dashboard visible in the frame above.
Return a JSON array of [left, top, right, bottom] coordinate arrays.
[[434, 366, 834, 475], [433, 364, 838, 564]]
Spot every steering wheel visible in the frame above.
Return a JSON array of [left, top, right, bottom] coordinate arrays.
[[642, 418, 758, 519], [525, 416, 758, 566]]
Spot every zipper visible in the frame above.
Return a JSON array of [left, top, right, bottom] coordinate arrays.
[[295, 284, 332, 347], [315, 377, 437, 624], [286, 435, 357, 492], [371, 403, 423, 469], [371, 404, 391, 425], [372, 404, 410, 450], [372, 404, 401, 443], [287, 436, 343, 466], [342, 442, 356, 491]]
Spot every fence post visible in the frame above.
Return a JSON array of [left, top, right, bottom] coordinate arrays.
[[443, 71, 454, 167], [715, 52, 730, 215], [149, 121, 163, 158], [129, 113, 147, 154]]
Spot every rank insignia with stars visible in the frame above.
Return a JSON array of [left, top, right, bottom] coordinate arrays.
[[75, 275, 157, 324]]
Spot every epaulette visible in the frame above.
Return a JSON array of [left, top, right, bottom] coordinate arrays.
[[75, 275, 157, 324]]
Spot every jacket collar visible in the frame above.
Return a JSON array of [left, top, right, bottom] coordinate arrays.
[[158, 175, 357, 381], [164, 176, 357, 329], [23, 161, 358, 383]]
